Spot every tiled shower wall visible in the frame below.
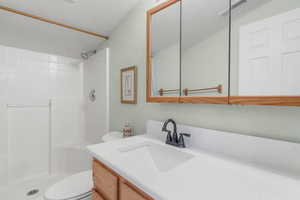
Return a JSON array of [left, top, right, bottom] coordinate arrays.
[[0, 45, 85, 187]]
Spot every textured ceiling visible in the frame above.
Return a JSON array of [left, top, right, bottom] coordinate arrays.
[[0, 0, 140, 58]]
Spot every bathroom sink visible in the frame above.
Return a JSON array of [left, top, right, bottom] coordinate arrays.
[[118, 142, 194, 172]]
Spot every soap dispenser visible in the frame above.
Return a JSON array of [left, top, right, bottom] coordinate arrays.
[[122, 121, 133, 137]]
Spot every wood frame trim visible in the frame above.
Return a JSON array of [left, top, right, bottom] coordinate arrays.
[[146, 0, 300, 106], [229, 96, 300, 106], [147, 0, 180, 14], [146, 0, 228, 104], [93, 159, 154, 200], [121, 66, 137, 104], [146, 0, 180, 103], [180, 96, 229, 104], [0, 5, 109, 40]]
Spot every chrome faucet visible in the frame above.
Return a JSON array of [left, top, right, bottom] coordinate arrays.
[[162, 119, 191, 148]]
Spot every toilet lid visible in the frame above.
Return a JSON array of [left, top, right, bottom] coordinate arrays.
[[45, 170, 92, 200]]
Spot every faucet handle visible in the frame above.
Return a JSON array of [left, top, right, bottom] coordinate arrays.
[[162, 130, 173, 144], [166, 130, 172, 142], [178, 133, 191, 148]]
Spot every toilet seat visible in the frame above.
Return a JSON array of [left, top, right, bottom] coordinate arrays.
[[44, 170, 92, 200]]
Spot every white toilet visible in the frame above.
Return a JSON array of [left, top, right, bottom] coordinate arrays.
[[44, 132, 123, 200], [44, 170, 92, 200]]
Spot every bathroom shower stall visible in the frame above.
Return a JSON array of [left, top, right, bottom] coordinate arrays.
[[0, 45, 109, 200]]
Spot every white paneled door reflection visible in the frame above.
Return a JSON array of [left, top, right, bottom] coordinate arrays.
[[239, 8, 300, 95], [7, 105, 50, 184]]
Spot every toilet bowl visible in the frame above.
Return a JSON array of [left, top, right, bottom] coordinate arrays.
[[44, 170, 92, 200], [45, 132, 123, 200]]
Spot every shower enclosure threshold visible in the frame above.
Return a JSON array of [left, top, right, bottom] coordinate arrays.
[[0, 174, 69, 200]]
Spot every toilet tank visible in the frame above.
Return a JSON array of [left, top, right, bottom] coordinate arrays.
[[52, 144, 92, 175]]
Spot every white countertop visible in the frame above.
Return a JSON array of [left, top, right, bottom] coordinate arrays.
[[87, 135, 300, 200]]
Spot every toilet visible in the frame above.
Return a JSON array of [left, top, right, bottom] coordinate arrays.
[[44, 132, 123, 200], [44, 170, 92, 200]]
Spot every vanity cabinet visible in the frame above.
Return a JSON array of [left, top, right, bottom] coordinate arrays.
[[93, 159, 118, 200], [119, 179, 149, 200], [92, 159, 154, 200], [92, 190, 105, 200]]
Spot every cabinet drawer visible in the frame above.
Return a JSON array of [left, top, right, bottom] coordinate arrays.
[[119, 181, 150, 200], [93, 160, 118, 200], [92, 189, 105, 200]]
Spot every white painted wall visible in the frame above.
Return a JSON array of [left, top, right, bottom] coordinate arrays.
[[0, 45, 85, 187], [83, 48, 109, 143], [99, 0, 300, 144], [152, 20, 229, 97], [181, 30, 229, 96], [152, 43, 180, 96]]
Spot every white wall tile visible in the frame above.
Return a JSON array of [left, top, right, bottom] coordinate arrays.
[[0, 101, 8, 187], [83, 49, 108, 143], [0, 156, 8, 187], [0, 46, 8, 68], [0, 44, 85, 185], [0, 102, 8, 156], [51, 99, 85, 147], [7, 107, 50, 183], [0, 73, 8, 98]]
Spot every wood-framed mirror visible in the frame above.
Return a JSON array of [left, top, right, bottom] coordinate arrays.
[[147, 0, 181, 103], [147, 0, 230, 104], [179, 0, 230, 104], [147, 0, 300, 106], [228, 0, 300, 106]]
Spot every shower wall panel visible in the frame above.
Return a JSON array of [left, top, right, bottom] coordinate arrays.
[[0, 102, 8, 187], [7, 106, 50, 183], [0, 44, 84, 187]]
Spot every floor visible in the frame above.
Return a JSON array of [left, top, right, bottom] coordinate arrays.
[[0, 174, 68, 200]]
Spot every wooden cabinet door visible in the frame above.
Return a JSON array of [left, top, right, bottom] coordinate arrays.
[[119, 181, 151, 200], [93, 160, 118, 200], [93, 159, 155, 200], [92, 189, 105, 200]]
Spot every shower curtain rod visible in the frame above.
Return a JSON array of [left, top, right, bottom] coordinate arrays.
[[0, 5, 109, 40]]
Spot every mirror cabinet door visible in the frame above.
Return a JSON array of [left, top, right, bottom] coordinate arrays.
[[147, 0, 181, 102], [230, 0, 300, 106], [180, 0, 230, 104]]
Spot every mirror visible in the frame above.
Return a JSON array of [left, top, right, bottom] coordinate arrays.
[[181, 0, 230, 98], [148, 0, 181, 99], [231, 0, 300, 98], [147, 0, 300, 105]]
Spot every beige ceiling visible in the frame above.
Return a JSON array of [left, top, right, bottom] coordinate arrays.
[[0, 0, 140, 58]]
